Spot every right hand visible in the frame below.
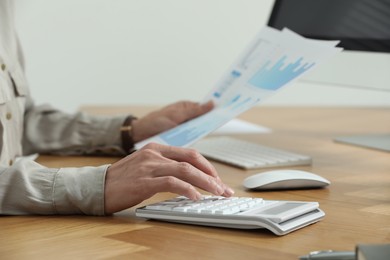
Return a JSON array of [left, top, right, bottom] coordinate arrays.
[[104, 143, 234, 214]]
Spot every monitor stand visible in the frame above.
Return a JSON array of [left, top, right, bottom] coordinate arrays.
[[334, 134, 390, 152]]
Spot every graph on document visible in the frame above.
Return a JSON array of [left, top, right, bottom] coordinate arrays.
[[248, 55, 315, 90], [212, 70, 241, 98], [211, 39, 275, 100], [221, 94, 259, 113], [136, 27, 341, 149]]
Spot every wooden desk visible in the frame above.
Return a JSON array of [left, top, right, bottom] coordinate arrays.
[[1, 107, 389, 259]]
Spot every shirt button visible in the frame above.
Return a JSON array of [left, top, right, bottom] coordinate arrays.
[[1, 64, 6, 71], [6, 112, 12, 120], [9, 159, 13, 166]]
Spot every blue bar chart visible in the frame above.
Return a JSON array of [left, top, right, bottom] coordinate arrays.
[[248, 56, 315, 90], [135, 27, 341, 149]]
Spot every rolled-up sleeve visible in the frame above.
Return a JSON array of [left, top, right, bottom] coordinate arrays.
[[0, 158, 108, 215]]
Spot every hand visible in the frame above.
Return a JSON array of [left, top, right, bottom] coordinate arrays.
[[131, 100, 213, 143], [104, 143, 234, 214]]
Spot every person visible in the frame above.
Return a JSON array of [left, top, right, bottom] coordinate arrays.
[[0, 1, 234, 215]]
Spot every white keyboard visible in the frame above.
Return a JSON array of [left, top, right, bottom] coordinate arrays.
[[136, 195, 324, 236], [191, 136, 312, 169]]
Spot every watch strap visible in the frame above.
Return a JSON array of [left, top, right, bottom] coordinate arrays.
[[120, 115, 137, 154]]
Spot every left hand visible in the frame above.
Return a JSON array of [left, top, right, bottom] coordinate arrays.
[[131, 100, 214, 143]]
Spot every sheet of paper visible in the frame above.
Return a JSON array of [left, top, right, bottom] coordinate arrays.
[[135, 26, 342, 149], [211, 119, 271, 135]]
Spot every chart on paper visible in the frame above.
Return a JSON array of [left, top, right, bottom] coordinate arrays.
[[135, 27, 342, 149], [248, 56, 315, 91]]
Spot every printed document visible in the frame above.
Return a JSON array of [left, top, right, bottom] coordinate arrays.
[[135, 27, 342, 149]]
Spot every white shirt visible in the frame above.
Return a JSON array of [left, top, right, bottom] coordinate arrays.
[[0, 0, 128, 215]]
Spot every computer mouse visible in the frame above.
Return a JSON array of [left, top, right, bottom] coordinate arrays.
[[243, 169, 330, 190]]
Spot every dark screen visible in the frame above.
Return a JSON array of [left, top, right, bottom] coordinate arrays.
[[268, 0, 390, 52]]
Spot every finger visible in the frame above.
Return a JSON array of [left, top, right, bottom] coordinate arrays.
[[221, 183, 235, 197], [153, 161, 226, 196], [198, 100, 214, 114], [187, 100, 214, 118], [144, 143, 219, 178], [169, 100, 214, 124], [141, 143, 235, 196], [148, 176, 202, 201]]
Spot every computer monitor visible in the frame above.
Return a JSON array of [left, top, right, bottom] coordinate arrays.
[[267, 0, 390, 152]]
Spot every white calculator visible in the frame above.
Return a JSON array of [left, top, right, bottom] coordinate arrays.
[[136, 196, 324, 236]]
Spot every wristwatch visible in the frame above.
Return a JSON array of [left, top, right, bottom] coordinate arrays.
[[120, 115, 137, 154]]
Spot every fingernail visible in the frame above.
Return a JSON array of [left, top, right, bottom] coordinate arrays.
[[216, 183, 225, 195], [195, 191, 202, 200], [225, 186, 235, 196], [203, 100, 214, 108]]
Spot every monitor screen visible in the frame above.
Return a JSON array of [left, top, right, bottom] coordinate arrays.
[[267, 0, 390, 93], [267, 0, 390, 151], [268, 0, 390, 53]]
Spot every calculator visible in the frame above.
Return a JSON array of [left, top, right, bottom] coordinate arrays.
[[136, 196, 325, 236]]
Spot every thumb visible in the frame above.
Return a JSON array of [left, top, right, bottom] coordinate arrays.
[[188, 100, 214, 118]]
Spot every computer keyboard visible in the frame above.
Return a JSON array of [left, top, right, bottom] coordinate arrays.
[[191, 136, 312, 169], [136, 195, 324, 236]]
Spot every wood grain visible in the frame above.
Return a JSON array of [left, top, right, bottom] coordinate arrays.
[[1, 106, 389, 259]]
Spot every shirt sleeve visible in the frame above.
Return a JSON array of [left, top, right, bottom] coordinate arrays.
[[22, 100, 128, 156], [0, 158, 108, 215]]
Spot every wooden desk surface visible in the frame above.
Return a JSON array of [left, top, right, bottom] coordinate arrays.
[[1, 106, 389, 259]]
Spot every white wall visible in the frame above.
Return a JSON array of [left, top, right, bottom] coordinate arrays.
[[14, 0, 390, 112]]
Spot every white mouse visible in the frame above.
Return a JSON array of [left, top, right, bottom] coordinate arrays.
[[243, 169, 330, 190]]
